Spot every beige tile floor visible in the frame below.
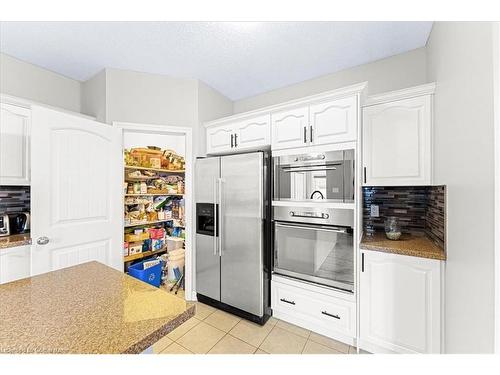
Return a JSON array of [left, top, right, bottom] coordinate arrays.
[[154, 301, 360, 354]]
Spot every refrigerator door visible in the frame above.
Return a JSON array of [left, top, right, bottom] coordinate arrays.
[[195, 157, 221, 301], [220, 152, 264, 316]]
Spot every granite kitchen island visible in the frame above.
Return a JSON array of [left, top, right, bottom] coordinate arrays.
[[0, 261, 194, 354]]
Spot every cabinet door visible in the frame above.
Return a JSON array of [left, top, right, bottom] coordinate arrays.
[[362, 95, 432, 186], [310, 96, 357, 145], [234, 114, 270, 150], [0, 245, 31, 284], [359, 250, 441, 354], [206, 124, 235, 154], [0, 103, 31, 185], [271, 107, 309, 150]]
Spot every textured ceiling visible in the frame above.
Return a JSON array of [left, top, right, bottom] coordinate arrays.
[[0, 22, 432, 100]]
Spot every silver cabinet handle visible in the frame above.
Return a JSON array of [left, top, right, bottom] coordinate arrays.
[[280, 298, 296, 305], [310, 125, 313, 143], [37, 236, 50, 245], [230, 134, 234, 148], [234, 133, 238, 147], [303, 126, 307, 143]]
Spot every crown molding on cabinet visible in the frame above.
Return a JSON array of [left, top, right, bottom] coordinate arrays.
[[204, 81, 368, 128], [363, 82, 436, 107]]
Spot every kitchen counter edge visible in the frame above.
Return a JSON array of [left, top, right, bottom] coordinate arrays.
[[360, 233, 446, 261]]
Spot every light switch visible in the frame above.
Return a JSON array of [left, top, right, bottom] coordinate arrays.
[[370, 204, 379, 217]]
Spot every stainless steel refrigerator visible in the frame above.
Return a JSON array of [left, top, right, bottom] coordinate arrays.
[[195, 151, 271, 324]]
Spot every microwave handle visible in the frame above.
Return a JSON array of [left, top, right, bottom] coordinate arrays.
[[275, 222, 349, 234]]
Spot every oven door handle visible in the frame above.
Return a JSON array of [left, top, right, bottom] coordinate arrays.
[[282, 167, 337, 173], [274, 222, 349, 234]]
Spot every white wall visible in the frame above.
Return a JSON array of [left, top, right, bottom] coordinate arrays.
[[233, 47, 427, 113], [0, 53, 81, 112], [105, 68, 199, 127], [197, 80, 233, 156], [427, 21, 496, 353], [81, 69, 106, 122]]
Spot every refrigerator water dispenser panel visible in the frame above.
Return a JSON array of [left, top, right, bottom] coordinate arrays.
[[196, 203, 218, 236]]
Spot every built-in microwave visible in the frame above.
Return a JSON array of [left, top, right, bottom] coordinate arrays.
[[273, 149, 354, 203]]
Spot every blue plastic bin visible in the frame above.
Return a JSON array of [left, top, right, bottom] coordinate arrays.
[[128, 260, 163, 287]]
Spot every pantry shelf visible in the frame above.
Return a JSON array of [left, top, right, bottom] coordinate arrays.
[[124, 219, 174, 228], [124, 193, 184, 197], [125, 165, 185, 174], [123, 246, 168, 263]]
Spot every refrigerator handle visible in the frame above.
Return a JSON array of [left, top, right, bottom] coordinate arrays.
[[218, 177, 224, 256], [213, 178, 218, 256]]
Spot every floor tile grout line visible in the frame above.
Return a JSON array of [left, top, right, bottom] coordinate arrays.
[[225, 332, 259, 352], [171, 317, 202, 342], [204, 332, 228, 354], [257, 324, 278, 351]]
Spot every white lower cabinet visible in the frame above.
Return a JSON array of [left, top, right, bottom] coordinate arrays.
[[359, 250, 442, 354], [271, 275, 356, 346], [0, 245, 31, 284]]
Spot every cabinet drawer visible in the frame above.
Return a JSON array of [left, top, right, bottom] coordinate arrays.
[[272, 279, 355, 337]]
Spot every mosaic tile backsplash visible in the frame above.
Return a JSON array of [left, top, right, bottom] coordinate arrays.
[[0, 186, 31, 214], [362, 186, 446, 248]]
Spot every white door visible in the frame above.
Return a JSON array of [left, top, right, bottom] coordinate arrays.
[[0, 103, 31, 185], [30, 106, 122, 275], [310, 96, 357, 145], [362, 95, 432, 186], [271, 107, 309, 150], [234, 114, 270, 150], [206, 124, 235, 154], [359, 250, 441, 354]]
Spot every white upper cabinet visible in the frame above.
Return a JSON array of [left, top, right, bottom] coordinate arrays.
[[362, 84, 434, 186], [359, 250, 442, 354], [204, 83, 367, 154], [206, 123, 235, 154], [271, 106, 310, 150], [206, 114, 271, 154], [309, 96, 357, 146], [234, 114, 270, 150], [0, 103, 31, 185]]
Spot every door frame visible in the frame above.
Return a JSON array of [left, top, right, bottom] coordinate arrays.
[[113, 122, 194, 300]]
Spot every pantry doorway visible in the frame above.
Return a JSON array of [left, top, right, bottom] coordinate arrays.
[[114, 122, 194, 301]]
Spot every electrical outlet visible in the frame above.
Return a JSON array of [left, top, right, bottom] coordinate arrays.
[[370, 204, 379, 217]]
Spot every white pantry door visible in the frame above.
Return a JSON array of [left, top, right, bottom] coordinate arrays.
[[31, 106, 122, 275]]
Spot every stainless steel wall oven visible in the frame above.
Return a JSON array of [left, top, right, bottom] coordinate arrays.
[[273, 206, 354, 293]]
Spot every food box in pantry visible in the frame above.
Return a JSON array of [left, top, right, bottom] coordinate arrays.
[[148, 228, 165, 240], [125, 232, 150, 242], [129, 242, 143, 255], [152, 239, 164, 251], [123, 242, 129, 257]]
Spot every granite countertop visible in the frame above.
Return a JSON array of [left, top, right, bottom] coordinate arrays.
[[0, 261, 195, 354], [0, 233, 31, 250], [360, 232, 446, 261]]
